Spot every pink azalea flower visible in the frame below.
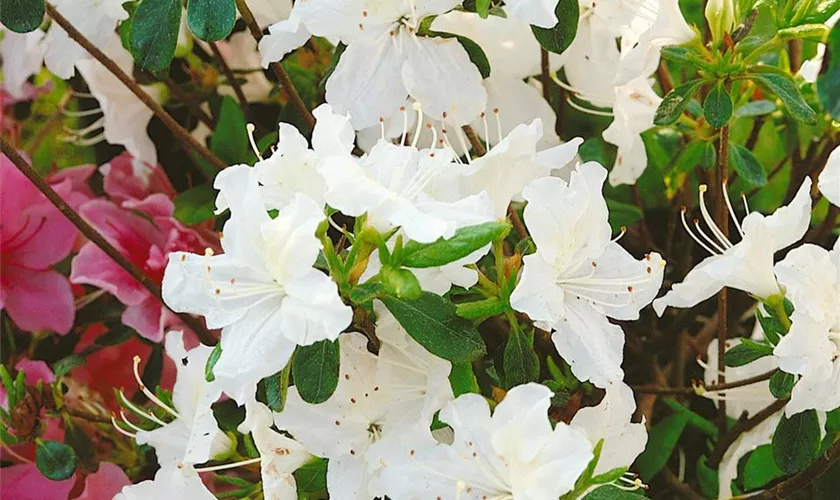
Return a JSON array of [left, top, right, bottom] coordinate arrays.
[[75, 462, 131, 499], [0, 153, 78, 335], [70, 197, 212, 342], [99, 152, 175, 206], [0, 463, 75, 500]]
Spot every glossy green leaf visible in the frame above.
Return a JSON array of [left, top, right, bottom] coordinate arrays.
[[531, 0, 579, 55], [769, 370, 795, 399], [654, 80, 705, 125], [772, 409, 821, 474], [818, 23, 840, 120], [381, 292, 486, 363], [723, 339, 774, 367], [187, 0, 235, 42], [802, 0, 840, 23], [448, 362, 480, 397], [401, 221, 509, 268], [292, 340, 340, 404], [735, 100, 777, 118], [704, 82, 733, 129], [503, 327, 539, 388], [294, 457, 328, 493], [380, 266, 422, 300], [743, 444, 786, 491], [205, 343, 222, 382], [263, 363, 290, 412], [0, 0, 45, 33], [130, 0, 182, 71], [349, 281, 383, 304], [455, 297, 507, 320], [757, 309, 785, 345], [750, 72, 817, 125], [582, 484, 647, 499], [729, 144, 768, 187], [636, 412, 689, 480], [696, 456, 719, 499], [174, 184, 216, 224], [211, 96, 250, 164], [36, 441, 77, 481]]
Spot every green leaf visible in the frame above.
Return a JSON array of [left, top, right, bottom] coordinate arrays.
[[769, 370, 795, 399], [211, 96, 250, 164], [475, 0, 492, 17], [704, 82, 733, 129], [421, 30, 491, 79], [64, 423, 95, 470], [697, 456, 719, 499], [187, 0, 235, 42], [654, 80, 705, 125], [118, 2, 139, 52], [52, 355, 86, 378], [448, 362, 480, 397], [0, 0, 45, 33], [292, 340, 340, 404], [205, 343, 222, 382], [530, 0, 579, 55], [263, 363, 290, 412], [723, 339, 774, 367], [729, 144, 768, 187], [660, 46, 701, 65], [401, 221, 509, 268], [591, 467, 629, 485], [294, 457, 328, 493], [380, 266, 422, 300], [503, 327, 540, 388], [818, 23, 840, 120], [778, 24, 830, 42], [701, 141, 717, 169], [36, 441, 77, 481], [636, 412, 690, 481], [173, 184, 216, 224], [213, 399, 245, 432], [749, 71, 817, 125], [582, 484, 647, 499], [735, 100, 777, 118], [772, 409, 821, 474], [802, 0, 840, 23], [130, 0, 182, 71], [812, 456, 840, 499], [349, 281, 383, 304], [743, 444, 786, 491], [606, 199, 643, 232], [380, 292, 486, 363], [757, 309, 785, 345], [455, 297, 507, 320]]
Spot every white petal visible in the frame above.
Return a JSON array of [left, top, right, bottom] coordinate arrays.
[[115, 464, 215, 500], [745, 177, 812, 251], [510, 253, 566, 327], [281, 269, 352, 345], [401, 34, 487, 126], [326, 36, 407, 129], [259, 15, 311, 67], [818, 145, 840, 206], [0, 29, 45, 99], [312, 103, 356, 156], [504, 0, 559, 28], [653, 255, 727, 316], [552, 297, 625, 388]]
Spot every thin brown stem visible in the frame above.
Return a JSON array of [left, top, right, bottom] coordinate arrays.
[[632, 368, 778, 395], [462, 124, 486, 157], [507, 206, 528, 240], [0, 140, 216, 346], [235, 0, 316, 130], [44, 3, 227, 173], [716, 124, 731, 436], [64, 408, 111, 424], [656, 60, 675, 95], [209, 41, 251, 118], [540, 48, 551, 104], [707, 398, 788, 468]]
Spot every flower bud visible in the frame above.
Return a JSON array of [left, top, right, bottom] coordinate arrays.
[[705, 0, 736, 42]]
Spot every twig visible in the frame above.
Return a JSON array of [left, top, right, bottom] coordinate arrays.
[[540, 48, 551, 104], [44, 3, 227, 172], [656, 60, 674, 95], [64, 407, 111, 424], [632, 368, 778, 395], [707, 398, 788, 468], [462, 124, 486, 157], [209, 41, 251, 118], [732, 439, 840, 499], [716, 124, 731, 437], [662, 467, 705, 500], [507, 206, 528, 240], [0, 140, 216, 346], [234, 0, 315, 130]]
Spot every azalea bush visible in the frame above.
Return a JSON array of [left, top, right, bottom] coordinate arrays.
[[1, 0, 839, 498]]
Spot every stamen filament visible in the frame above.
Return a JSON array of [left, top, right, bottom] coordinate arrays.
[[111, 414, 138, 438], [132, 356, 180, 418], [193, 457, 262, 472], [698, 185, 733, 249], [681, 208, 718, 255], [246, 124, 264, 161], [693, 220, 727, 254], [722, 182, 745, 237], [119, 390, 167, 426]]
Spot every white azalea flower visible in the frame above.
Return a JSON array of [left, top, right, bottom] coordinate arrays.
[[215, 32, 273, 102], [503, 0, 559, 28], [614, 0, 695, 86], [570, 382, 647, 476], [125, 331, 231, 467], [76, 35, 161, 165], [162, 165, 352, 407], [247, 0, 293, 28], [217, 104, 354, 213], [603, 77, 661, 186], [0, 28, 45, 100], [115, 464, 215, 500], [818, 144, 840, 207], [461, 119, 583, 218], [773, 240, 840, 416], [274, 327, 453, 500], [43, 0, 128, 79], [379, 383, 594, 500], [704, 338, 780, 499], [259, 0, 486, 129], [653, 179, 813, 315], [238, 402, 312, 500], [510, 163, 665, 387], [319, 111, 495, 243]]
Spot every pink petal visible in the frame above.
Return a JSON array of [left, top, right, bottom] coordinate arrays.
[[47, 164, 95, 202], [121, 296, 166, 343], [0, 464, 75, 500], [78, 199, 165, 252], [70, 244, 149, 306], [100, 153, 175, 204], [75, 462, 130, 499], [123, 193, 174, 219], [2, 267, 74, 334], [14, 360, 56, 385]]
